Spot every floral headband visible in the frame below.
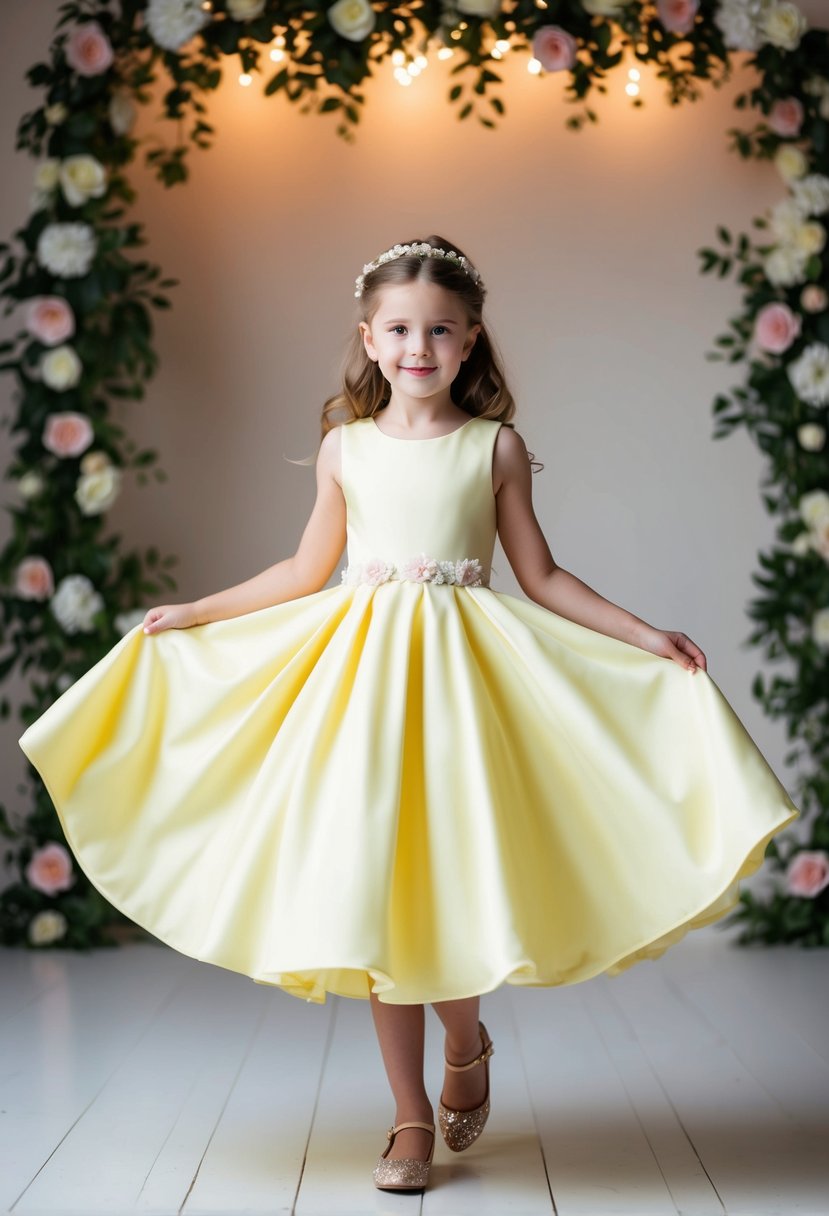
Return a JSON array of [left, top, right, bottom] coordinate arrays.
[[354, 241, 485, 299]]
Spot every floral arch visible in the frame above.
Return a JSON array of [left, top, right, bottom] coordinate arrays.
[[0, 0, 828, 949]]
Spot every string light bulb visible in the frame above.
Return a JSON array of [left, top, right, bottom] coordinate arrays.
[[527, 57, 542, 74], [625, 67, 640, 96]]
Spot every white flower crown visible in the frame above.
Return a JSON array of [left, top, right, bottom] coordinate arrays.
[[354, 241, 485, 299]]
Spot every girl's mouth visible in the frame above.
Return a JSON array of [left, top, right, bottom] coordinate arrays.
[[402, 368, 436, 376]]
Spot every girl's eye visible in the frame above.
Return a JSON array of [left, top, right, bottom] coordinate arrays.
[[389, 326, 449, 335]]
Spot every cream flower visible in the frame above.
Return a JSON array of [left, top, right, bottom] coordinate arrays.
[[80, 450, 111, 475], [50, 574, 104, 633], [799, 489, 829, 528], [145, 0, 211, 51], [59, 154, 108, 207], [28, 910, 69, 945], [762, 245, 809, 287], [770, 197, 806, 241], [582, 0, 626, 14], [774, 145, 808, 183], [44, 102, 68, 126], [327, 0, 376, 40], [34, 159, 60, 192], [788, 343, 829, 406], [792, 531, 812, 556], [227, 0, 267, 17], [759, 0, 808, 50], [791, 174, 829, 218], [455, 0, 501, 15], [36, 222, 97, 277], [797, 423, 826, 451], [75, 464, 122, 515], [793, 221, 826, 256], [40, 344, 83, 391], [18, 470, 45, 499]]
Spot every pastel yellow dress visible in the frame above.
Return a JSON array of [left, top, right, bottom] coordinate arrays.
[[18, 414, 799, 1004]]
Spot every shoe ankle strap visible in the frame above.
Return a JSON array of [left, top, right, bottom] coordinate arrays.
[[388, 1120, 436, 1138], [444, 1040, 494, 1072]]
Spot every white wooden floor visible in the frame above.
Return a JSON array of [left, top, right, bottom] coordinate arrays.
[[1, 926, 827, 1216]]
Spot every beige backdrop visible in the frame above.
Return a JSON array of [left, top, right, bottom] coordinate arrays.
[[2, 2, 822, 890]]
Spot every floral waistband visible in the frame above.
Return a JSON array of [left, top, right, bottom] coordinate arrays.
[[341, 555, 488, 587]]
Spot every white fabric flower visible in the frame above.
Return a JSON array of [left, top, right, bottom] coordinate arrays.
[[115, 608, 147, 635], [762, 245, 809, 287], [759, 1, 808, 49], [227, 0, 267, 17], [797, 423, 826, 451], [40, 344, 82, 391], [327, 0, 376, 41], [145, 0, 211, 51], [18, 470, 46, 499], [28, 910, 68, 945], [74, 464, 122, 515], [50, 574, 104, 633], [59, 155, 107, 207], [788, 343, 829, 406], [812, 606, 829, 649], [34, 159, 60, 192], [37, 223, 97, 277], [791, 174, 829, 219]]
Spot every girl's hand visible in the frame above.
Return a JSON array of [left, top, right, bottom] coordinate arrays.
[[631, 624, 707, 674], [142, 602, 201, 635]]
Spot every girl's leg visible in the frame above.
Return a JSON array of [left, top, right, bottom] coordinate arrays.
[[369, 991, 434, 1161], [432, 996, 488, 1111]]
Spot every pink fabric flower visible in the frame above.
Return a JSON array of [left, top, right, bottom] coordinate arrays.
[[752, 302, 802, 353], [768, 97, 804, 138], [65, 20, 115, 77], [455, 558, 484, 586], [657, 0, 699, 35], [785, 850, 829, 898], [532, 25, 577, 72], [42, 411, 94, 458], [801, 284, 828, 313], [400, 554, 439, 582], [26, 296, 76, 346], [363, 558, 394, 585], [25, 842, 75, 896], [14, 556, 55, 601]]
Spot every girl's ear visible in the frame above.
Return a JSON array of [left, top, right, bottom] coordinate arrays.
[[462, 324, 481, 361], [359, 321, 378, 362]]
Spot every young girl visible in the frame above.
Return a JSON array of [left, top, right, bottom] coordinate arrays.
[[19, 234, 799, 1194]]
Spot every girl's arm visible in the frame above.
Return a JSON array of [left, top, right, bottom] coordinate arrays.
[[143, 426, 346, 633], [493, 426, 707, 673]]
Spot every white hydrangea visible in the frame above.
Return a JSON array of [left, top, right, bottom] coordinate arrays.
[[50, 574, 104, 633], [145, 0, 211, 51], [28, 909, 68, 945], [36, 223, 97, 278], [787, 343, 829, 406], [763, 245, 809, 287], [791, 174, 829, 219], [770, 197, 807, 241], [74, 464, 122, 515], [40, 344, 83, 391], [714, 0, 772, 51]]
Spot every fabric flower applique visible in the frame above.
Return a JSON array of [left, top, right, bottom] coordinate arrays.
[[342, 555, 485, 587]]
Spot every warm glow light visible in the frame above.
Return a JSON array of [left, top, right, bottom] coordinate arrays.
[[272, 34, 285, 47], [535, 0, 548, 8], [392, 49, 405, 64], [238, 72, 252, 86], [628, 67, 640, 80], [269, 48, 284, 62], [415, 54, 428, 68], [458, 21, 468, 28], [407, 61, 422, 75], [527, 57, 542, 74], [495, 39, 511, 52], [625, 82, 639, 96], [491, 48, 502, 59], [437, 47, 454, 59], [450, 28, 462, 40]]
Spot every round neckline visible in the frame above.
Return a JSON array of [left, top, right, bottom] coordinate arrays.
[[369, 415, 476, 442]]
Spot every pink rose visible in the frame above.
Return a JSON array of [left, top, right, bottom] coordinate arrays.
[[26, 296, 76, 345], [42, 411, 94, 458], [65, 20, 115, 77], [785, 850, 829, 898], [657, 0, 699, 35], [25, 841, 75, 896], [14, 556, 55, 601], [752, 301, 802, 353], [768, 97, 804, 138], [400, 554, 439, 582], [801, 284, 828, 313], [532, 25, 577, 72]]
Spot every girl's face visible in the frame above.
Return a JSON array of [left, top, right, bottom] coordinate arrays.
[[359, 279, 481, 411]]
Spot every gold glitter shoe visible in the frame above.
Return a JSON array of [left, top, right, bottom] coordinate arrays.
[[372, 1120, 436, 1191], [438, 1021, 494, 1152]]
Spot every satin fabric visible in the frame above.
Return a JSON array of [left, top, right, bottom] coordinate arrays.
[[19, 415, 799, 1004]]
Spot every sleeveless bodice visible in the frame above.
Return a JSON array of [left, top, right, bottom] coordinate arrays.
[[340, 414, 502, 584]]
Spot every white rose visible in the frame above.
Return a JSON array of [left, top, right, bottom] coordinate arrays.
[[115, 608, 147, 635], [327, 0, 376, 40], [797, 423, 826, 451], [759, 1, 808, 49], [18, 470, 46, 499], [791, 174, 829, 218], [59, 155, 108, 207], [583, 0, 626, 14], [37, 223, 97, 278], [34, 159, 60, 192], [44, 102, 69, 126], [28, 909, 68, 945], [50, 574, 104, 634], [812, 606, 829, 649], [109, 90, 137, 135], [145, 0, 211, 51], [788, 343, 829, 406], [227, 0, 267, 17], [455, 0, 501, 14], [794, 221, 826, 256], [714, 0, 770, 50], [74, 465, 122, 515], [40, 344, 83, 391], [774, 145, 808, 183], [763, 245, 809, 287], [799, 489, 829, 528], [792, 531, 812, 556]]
